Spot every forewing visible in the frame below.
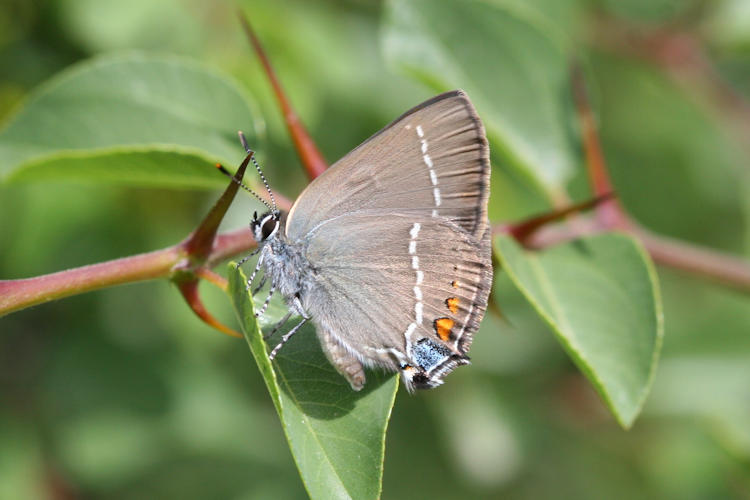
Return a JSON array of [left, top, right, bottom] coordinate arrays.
[[301, 213, 492, 372], [285, 90, 490, 241]]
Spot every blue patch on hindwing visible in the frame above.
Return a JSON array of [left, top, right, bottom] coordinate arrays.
[[413, 338, 451, 371]]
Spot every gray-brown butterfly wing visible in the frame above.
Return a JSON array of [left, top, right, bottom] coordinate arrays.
[[285, 90, 490, 243], [298, 212, 492, 391], [283, 90, 492, 390]]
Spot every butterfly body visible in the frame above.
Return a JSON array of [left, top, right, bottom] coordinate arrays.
[[249, 90, 493, 391], [258, 229, 315, 317]]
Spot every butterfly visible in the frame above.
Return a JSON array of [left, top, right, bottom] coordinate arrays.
[[239, 90, 492, 391]]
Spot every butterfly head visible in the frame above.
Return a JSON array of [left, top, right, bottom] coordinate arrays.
[[252, 209, 281, 243]]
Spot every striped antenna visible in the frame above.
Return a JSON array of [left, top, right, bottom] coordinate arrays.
[[238, 131, 277, 212], [215, 159, 272, 211]]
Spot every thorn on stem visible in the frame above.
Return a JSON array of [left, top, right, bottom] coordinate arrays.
[[177, 280, 243, 338], [237, 9, 328, 179], [506, 192, 617, 244]]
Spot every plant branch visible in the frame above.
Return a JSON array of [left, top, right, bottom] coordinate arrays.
[[572, 63, 630, 230], [3, 195, 749, 319], [171, 155, 254, 336], [238, 10, 329, 180], [634, 227, 750, 292], [4, 32, 750, 319], [0, 226, 261, 319], [501, 64, 750, 293], [0, 246, 181, 316], [498, 193, 614, 244], [194, 268, 229, 291], [573, 65, 612, 197], [491, 63, 750, 294], [520, 214, 750, 293], [177, 280, 242, 338], [209, 227, 255, 266]]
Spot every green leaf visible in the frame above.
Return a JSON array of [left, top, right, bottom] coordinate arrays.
[[592, 55, 747, 252], [494, 233, 663, 428], [383, 0, 577, 194], [0, 53, 259, 186], [598, 0, 690, 23], [228, 265, 399, 500]]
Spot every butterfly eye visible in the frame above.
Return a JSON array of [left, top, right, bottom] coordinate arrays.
[[261, 218, 278, 240]]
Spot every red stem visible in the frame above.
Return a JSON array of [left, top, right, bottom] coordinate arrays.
[[0, 247, 180, 315], [238, 11, 329, 180], [0, 224, 259, 318], [194, 268, 229, 291], [4, 209, 748, 320], [209, 227, 255, 266], [3, 33, 750, 319], [572, 64, 629, 230], [573, 65, 612, 197], [525, 216, 750, 293], [514, 63, 750, 294], [177, 280, 242, 338], [635, 227, 750, 292], [503, 193, 614, 244]]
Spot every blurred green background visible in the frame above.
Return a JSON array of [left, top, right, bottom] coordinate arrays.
[[1, 0, 749, 498]]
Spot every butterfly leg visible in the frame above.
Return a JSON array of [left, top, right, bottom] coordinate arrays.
[[254, 284, 276, 318], [263, 310, 292, 340], [235, 246, 261, 269], [251, 273, 267, 296], [268, 317, 308, 360], [245, 254, 264, 291]]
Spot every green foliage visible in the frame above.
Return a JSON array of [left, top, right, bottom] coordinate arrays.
[[592, 55, 747, 250], [228, 265, 398, 500], [495, 234, 662, 428], [383, 0, 578, 193], [0, 54, 257, 186]]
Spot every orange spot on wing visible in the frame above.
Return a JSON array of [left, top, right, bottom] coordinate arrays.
[[445, 297, 459, 314], [451, 280, 459, 288], [434, 317, 455, 342]]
